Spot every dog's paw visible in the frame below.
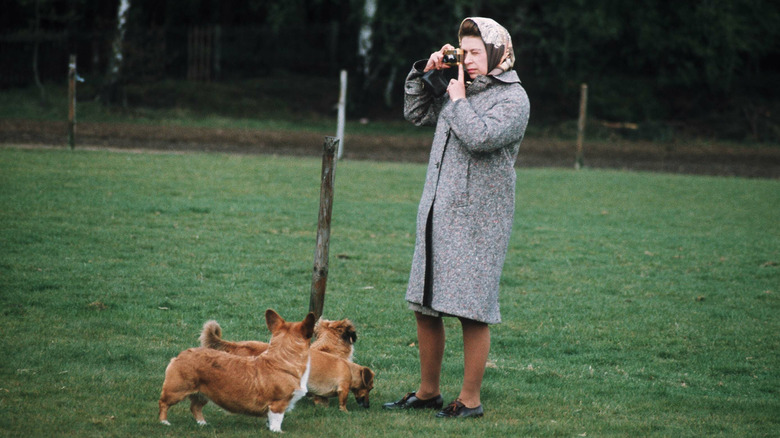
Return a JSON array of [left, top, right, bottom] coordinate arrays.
[[197, 420, 207, 426], [267, 411, 284, 433], [160, 420, 171, 426]]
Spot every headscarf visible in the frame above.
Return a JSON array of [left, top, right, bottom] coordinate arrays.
[[458, 17, 515, 76]]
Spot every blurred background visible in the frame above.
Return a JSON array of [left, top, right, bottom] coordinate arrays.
[[1, 0, 779, 143]]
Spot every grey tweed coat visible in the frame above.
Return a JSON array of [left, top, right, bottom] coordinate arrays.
[[403, 61, 530, 324]]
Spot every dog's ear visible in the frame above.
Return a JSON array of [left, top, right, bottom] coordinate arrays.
[[361, 367, 375, 387], [265, 309, 284, 332], [301, 312, 316, 339]]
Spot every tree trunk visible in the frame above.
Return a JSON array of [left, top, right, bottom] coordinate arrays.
[[357, 0, 377, 77], [32, 0, 46, 103], [103, 0, 131, 105]]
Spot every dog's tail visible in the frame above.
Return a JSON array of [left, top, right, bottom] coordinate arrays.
[[199, 320, 226, 350]]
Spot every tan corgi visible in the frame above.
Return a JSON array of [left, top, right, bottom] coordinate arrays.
[[307, 350, 375, 412], [311, 318, 357, 361], [200, 317, 357, 360], [158, 309, 315, 432], [200, 318, 373, 410]]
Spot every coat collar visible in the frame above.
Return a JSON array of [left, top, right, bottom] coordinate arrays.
[[467, 70, 521, 93]]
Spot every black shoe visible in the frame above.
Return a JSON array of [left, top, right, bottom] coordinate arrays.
[[382, 392, 444, 410], [435, 399, 484, 418]]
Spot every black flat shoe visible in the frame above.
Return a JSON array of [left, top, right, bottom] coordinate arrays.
[[382, 392, 444, 410], [435, 399, 484, 418]]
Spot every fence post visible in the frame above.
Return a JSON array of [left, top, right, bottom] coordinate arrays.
[[67, 54, 76, 150], [309, 136, 339, 319], [575, 83, 587, 169], [336, 70, 347, 159]]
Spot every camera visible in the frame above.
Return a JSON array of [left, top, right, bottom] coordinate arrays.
[[442, 48, 463, 66], [420, 48, 463, 96]]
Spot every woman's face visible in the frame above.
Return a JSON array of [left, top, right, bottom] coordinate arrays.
[[461, 36, 488, 79]]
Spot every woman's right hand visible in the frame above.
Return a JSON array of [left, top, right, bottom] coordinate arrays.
[[423, 44, 456, 72]]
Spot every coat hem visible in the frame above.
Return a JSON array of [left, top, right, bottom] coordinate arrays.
[[407, 300, 501, 324]]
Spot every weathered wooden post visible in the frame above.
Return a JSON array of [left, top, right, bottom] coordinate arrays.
[[309, 136, 339, 319], [575, 83, 588, 169], [67, 54, 76, 150]]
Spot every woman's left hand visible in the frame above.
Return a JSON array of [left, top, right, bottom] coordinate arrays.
[[447, 63, 466, 102]]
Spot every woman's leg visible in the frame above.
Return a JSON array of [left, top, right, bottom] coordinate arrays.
[[458, 317, 490, 408], [415, 311, 445, 399]]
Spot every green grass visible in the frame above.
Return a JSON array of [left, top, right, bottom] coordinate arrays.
[[0, 147, 778, 437]]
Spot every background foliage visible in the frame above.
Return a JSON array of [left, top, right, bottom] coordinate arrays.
[[1, 0, 779, 141]]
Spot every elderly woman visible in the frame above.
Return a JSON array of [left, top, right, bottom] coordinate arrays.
[[383, 17, 530, 418]]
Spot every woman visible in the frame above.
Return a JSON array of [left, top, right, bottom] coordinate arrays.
[[382, 17, 530, 418]]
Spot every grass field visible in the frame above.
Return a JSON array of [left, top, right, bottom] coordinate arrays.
[[0, 146, 778, 437]]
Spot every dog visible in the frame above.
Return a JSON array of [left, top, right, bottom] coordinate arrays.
[[200, 317, 373, 411], [307, 350, 375, 412], [200, 317, 357, 360], [158, 309, 316, 433], [310, 318, 358, 361]]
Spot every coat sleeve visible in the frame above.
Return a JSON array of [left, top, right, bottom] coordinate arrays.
[[403, 60, 445, 127], [440, 83, 529, 154]]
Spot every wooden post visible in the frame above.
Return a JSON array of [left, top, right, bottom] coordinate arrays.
[[576, 83, 588, 169], [309, 136, 339, 319], [336, 70, 347, 159], [67, 54, 76, 150]]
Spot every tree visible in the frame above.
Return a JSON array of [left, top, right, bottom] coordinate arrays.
[[31, 0, 45, 102], [357, 0, 377, 77], [102, 0, 131, 105], [13, 0, 78, 102]]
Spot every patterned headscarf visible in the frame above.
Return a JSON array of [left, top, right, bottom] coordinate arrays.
[[458, 17, 515, 76]]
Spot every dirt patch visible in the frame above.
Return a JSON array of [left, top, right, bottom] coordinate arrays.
[[2, 119, 778, 179]]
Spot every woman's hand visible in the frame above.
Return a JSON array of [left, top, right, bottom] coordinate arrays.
[[447, 63, 466, 101], [423, 44, 456, 72]]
